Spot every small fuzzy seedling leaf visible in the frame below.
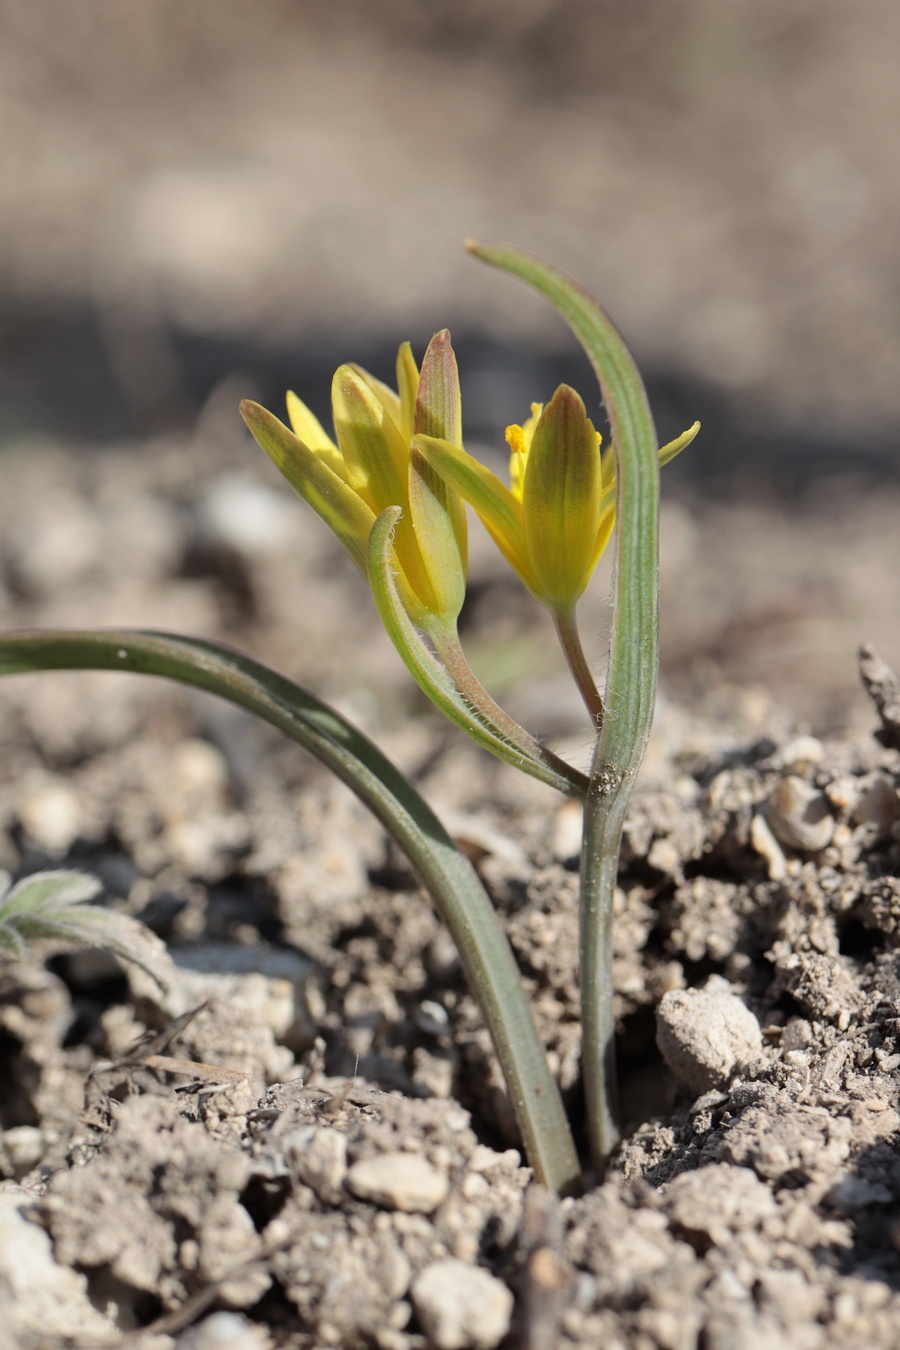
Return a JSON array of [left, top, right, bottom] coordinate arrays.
[[0, 870, 172, 992]]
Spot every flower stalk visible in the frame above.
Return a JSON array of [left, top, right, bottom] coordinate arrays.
[[552, 608, 604, 729]]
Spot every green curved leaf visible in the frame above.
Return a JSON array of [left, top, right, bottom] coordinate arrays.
[[0, 627, 581, 1195]]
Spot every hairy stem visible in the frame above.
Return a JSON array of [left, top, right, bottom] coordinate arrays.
[[432, 626, 587, 792], [368, 506, 589, 799], [552, 608, 604, 729]]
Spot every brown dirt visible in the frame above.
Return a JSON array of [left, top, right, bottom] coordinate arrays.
[[2, 432, 900, 1349]]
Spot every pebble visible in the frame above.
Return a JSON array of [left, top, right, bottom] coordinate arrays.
[[411, 1259, 514, 1350], [852, 775, 900, 830], [346, 1153, 449, 1213], [551, 798, 584, 862], [417, 999, 449, 1035], [647, 835, 682, 877], [771, 735, 824, 773], [16, 783, 82, 854], [468, 1145, 520, 1174], [425, 929, 461, 981], [656, 977, 763, 1094], [283, 1126, 347, 1204], [0, 1126, 45, 1179], [10, 502, 102, 595], [166, 738, 230, 797], [195, 472, 298, 556], [176, 1312, 269, 1349], [750, 812, 787, 881], [764, 775, 834, 852]]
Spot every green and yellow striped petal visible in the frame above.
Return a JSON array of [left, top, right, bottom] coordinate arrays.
[[285, 391, 347, 482], [521, 386, 602, 609], [240, 400, 375, 575], [415, 434, 539, 596], [408, 332, 468, 625]]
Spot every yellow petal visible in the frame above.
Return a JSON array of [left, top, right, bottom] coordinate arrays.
[[396, 342, 420, 448], [659, 420, 701, 468], [415, 434, 539, 596], [285, 391, 347, 481], [588, 509, 616, 576], [331, 365, 409, 513], [592, 420, 700, 571], [408, 332, 468, 622], [598, 420, 700, 511], [332, 366, 441, 611], [348, 364, 404, 440], [240, 400, 374, 574]]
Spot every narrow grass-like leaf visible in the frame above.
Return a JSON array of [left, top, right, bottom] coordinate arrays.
[[0, 628, 582, 1194], [467, 242, 667, 1170]]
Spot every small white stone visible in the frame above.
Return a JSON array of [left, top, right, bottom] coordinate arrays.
[[750, 812, 787, 880], [852, 775, 900, 830], [552, 799, 584, 862], [418, 999, 449, 1034], [17, 783, 82, 854], [346, 1153, 449, 1213], [177, 1311, 270, 1348], [647, 836, 682, 877], [0, 1126, 45, 1178], [468, 1145, 500, 1174], [772, 736, 824, 772], [411, 1259, 514, 1350], [461, 1172, 488, 1200], [196, 473, 298, 555], [656, 978, 763, 1094], [167, 739, 230, 796]]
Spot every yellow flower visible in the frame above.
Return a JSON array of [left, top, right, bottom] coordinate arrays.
[[416, 389, 699, 616], [241, 332, 467, 634]]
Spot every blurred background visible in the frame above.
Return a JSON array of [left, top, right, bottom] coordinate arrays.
[[2, 0, 900, 733]]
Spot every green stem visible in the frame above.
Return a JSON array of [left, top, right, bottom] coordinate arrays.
[[552, 608, 604, 729], [469, 243, 661, 1171], [0, 627, 582, 1195]]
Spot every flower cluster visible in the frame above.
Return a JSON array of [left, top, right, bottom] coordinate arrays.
[[241, 335, 697, 632]]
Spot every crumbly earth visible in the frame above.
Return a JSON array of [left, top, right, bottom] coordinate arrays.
[[2, 435, 900, 1349]]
